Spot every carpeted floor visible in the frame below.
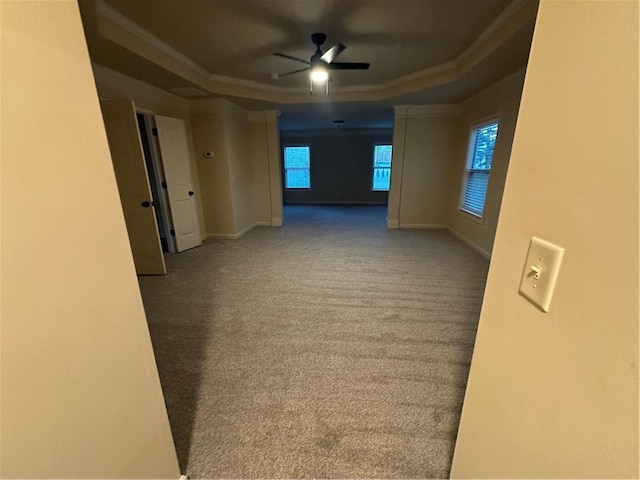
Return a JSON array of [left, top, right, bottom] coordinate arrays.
[[138, 205, 489, 479]]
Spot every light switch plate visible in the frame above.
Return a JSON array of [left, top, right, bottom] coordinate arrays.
[[519, 237, 564, 312]]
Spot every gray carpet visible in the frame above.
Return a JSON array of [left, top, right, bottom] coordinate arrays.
[[138, 205, 489, 479]]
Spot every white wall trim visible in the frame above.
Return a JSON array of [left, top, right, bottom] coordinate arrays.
[[92, 63, 189, 114], [284, 201, 388, 205], [206, 222, 255, 239], [387, 219, 399, 229], [457, 0, 533, 66], [281, 128, 393, 138], [447, 227, 492, 260], [394, 104, 462, 118], [462, 68, 527, 111], [206, 233, 239, 239], [271, 217, 283, 227], [205, 221, 274, 239], [399, 223, 448, 229], [95, 0, 211, 78], [190, 98, 248, 117]]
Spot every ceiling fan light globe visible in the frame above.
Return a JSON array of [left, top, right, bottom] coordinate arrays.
[[310, 67, 329, 83]]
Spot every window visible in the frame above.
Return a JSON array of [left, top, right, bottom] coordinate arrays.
[[284, 146, 311, 189], [372, 145, 392, 191], [460, 120, 499, 218]]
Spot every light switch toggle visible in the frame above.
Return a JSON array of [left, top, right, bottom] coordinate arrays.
[[519, 237, 565, 312], [530, 264, 541, 279]]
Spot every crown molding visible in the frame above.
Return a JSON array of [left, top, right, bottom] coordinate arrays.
[[91, 63, 189, 114], [95, 0, 211, 78], [462, 68, 526, 111], [281, 127, 393, 137], [189, 98, 249, 118], [248, 110, 281, 123], [457, 0, 533, 67], [91, 0, 537, 104], [394, 104, 461, 118]]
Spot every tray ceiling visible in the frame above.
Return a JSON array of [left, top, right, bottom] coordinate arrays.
[[79, 0, 538, 108]]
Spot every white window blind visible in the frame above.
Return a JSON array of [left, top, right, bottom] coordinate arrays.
[[372, 145, 392, 191], [460, 120, 499, 218]]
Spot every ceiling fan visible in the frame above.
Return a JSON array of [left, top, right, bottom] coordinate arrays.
[[272, 32, 370, 83]]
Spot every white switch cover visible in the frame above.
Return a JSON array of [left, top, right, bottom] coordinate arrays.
[[519, 237, 565, 312]]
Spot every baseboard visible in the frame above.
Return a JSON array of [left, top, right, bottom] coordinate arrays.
[[206, 232, 240, 239], [284, 201, 388, 205], [387, 219, 399, 229], [398, 223, 447, 229], [207, 222, 256, 240], [447, 227, 491, 260], [206, 220, 280, 239], [200, 234, 207, 241], [271, 217, 283, 227]]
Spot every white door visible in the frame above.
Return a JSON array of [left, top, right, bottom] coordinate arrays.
[[100, 100, 166, 275], [154, 115, 202, 252]]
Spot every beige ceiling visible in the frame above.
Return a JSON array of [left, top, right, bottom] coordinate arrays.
[[78, 0, 538, 125], [100, 0, 511, 87]]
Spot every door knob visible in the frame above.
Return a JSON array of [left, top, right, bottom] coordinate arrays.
[[141, 201, 152, 208], [188, 191, 195, 196]]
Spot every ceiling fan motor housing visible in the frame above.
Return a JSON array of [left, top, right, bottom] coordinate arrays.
[[310, 33, 327, 63], [311, 32, 327, 48]]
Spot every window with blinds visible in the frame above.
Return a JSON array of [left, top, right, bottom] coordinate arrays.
[[460, 120, 499, 218], [372, 145, 392, 191]]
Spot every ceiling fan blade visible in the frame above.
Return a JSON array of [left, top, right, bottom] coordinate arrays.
[[327, 62, 370, 70], [320, 43, 346, 64], [275, 67, 311, 79], [273, 53, 311, 65]]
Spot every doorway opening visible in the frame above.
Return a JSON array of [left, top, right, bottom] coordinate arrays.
[[136, 113, 177, 253]]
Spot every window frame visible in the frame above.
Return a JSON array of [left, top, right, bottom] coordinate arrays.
[[458, 117, 500, 222], [283, 145, 312, 190], [371, 144, 393, 192]]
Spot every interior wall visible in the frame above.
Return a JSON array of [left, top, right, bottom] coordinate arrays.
[[92, 64, 206, 238], [225, 109, 256, 234], [1, 2, 180, 478], [191, 100, 272, 237], [447, 70, 526, 257], [387, 107, 459, 228], [280, 128, 392, 205], [190, 108, 237, 236], [451, 1, 639, 478], [250, 114, 275, 224]]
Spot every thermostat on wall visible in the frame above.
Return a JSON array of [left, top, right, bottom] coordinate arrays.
[[203, 151, 214, 158]]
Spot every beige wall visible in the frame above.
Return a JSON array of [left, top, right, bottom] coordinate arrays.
[[447, 70, 525, 257], [191, 102, 280, 236], [249, 115, 275, 224], [387, 106, 459, 228], [191, 109, 237, 235], [0, 2, 180, 478], [225, 110, 256, 234], [451, 1, 639, 478]]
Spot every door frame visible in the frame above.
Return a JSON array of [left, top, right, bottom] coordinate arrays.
[[137, 112, 178, 254]]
